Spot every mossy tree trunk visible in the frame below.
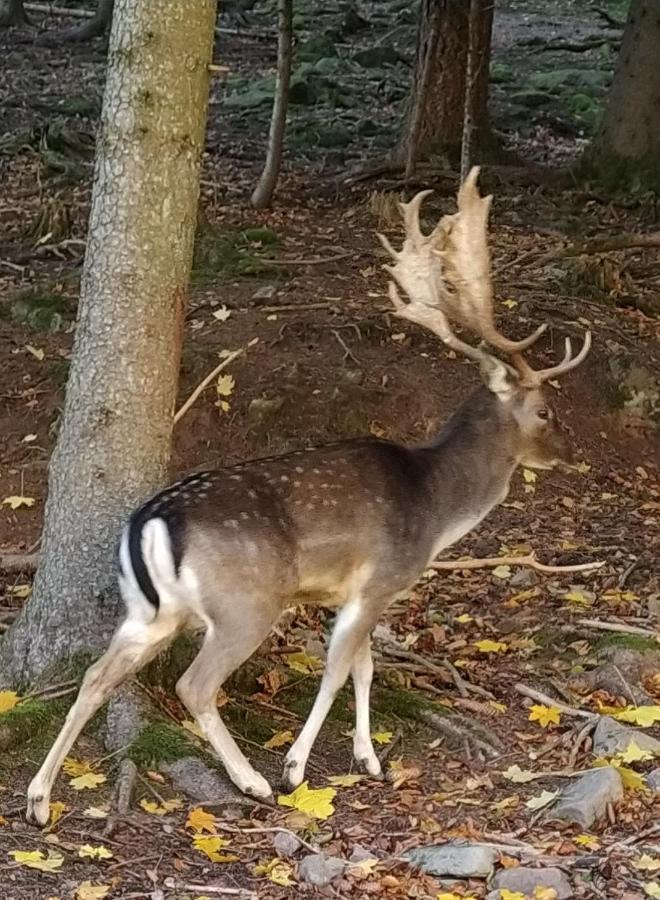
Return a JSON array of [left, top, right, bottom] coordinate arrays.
[[0, 0, 28, 26], [397, 0, 494, 173], [0, 0, 217, 687], [588, 0, 660, 189]]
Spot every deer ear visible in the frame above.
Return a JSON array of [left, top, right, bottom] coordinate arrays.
[[479, 355, 518, 400]]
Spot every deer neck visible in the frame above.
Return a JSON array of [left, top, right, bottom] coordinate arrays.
[[420, 387, 520, 552]]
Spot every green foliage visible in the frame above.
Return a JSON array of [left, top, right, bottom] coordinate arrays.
[[597, 633, 660, 653], [60, 96, 100, 117], [527, 68, 610, 94], [0, 698, 68, 751], [490, 61, 515, 84], [192, 225, 281, 283], [128, 722, 200, 767], [1, 290, 71, 333]]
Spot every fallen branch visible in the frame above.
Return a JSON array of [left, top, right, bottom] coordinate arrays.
[[379, 645, 493, 699], [416, 708, 503, 760], [263, 251, 350, 266], [25, 2, 92, 17], [514, 683, 598, 720], [0, 552, 39, 572], [536, 232, 660, 266], [432, 552, 604, 575], [577, 618, 659, 639], [174, 346, 246, 425], [164, 881, 256, 899]]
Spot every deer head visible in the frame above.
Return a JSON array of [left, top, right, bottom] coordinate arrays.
[[378, 168, 591, 471]]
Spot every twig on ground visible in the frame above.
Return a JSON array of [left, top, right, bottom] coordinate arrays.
[[259, 302, 334, 313], [25, 2, 92, 17], [104, 758, 138, 837], [0, 552, 39, 572], [416, 709, 502, 759], [567, 718, 597, 769], [332, 329, 360, 365], [379, 645, 493, 699], [514, 683, 598, 720], [222, 823, 319, 854], [174, 346, 246, 425], [618, 556, 642, 588], [432, 551, 604, 575], [535, 232, 660, 266], [164, 882, 256, 899], [23, 679, 77, 701], [262, 251, 350, 266], [577, 618, 659, 638], [378, 729, 402, 766]]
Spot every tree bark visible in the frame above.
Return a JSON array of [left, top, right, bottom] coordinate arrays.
[[250, 0, 293, 208], [588, 0, 660, 187], [61, 0, 114, 41], [0, 0, 216, 687], [0, 0, 28, 27], [398, 0, 494, 173]]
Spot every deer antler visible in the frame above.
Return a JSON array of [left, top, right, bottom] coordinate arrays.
[[511, 332, 592, 387], [378, 167, 546, 367]]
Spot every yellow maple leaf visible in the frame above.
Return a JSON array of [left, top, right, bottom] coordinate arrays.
[[82, 806, 109, 819], [371, 730, 393, 745], [644, 883, 660, 899], [140, 798, 182, 816], [76, 882, 111, 900], [192, 834, 237, 863], [285, 652, 323, 675], [455, 613, 473, 624], [263, 729, 294, 750], [615, 706, 660, 728], [9, 583, 31, 598], [216, 373, 235, 397], [49, 801, 67, 826], [0, 690, 20, 714], [186, 806, 217, 834], [563, 589, 592, 606], [502, 764, 537, 783], [9, 849, 64, 871], [617, 740, 654, 764], [500, 891, 526, 900], [617, 765, 646, 791], [529, 705, 562, 728], [574, 833, 601, 850], [349, 857, 379, 876], [2, 495, 35, 510], [253, 857, 296, 886], [70, 772, 106, 791], [63, 757, 94, 777], [522, 469, 537, 484], [387, 759, 422, 790], [277, 781, 336, 820], [636, 855, 660, 872], [327, 774, 365, 787], [525, 789, 559, 810], [533, 889, 558, 900], [78, 844, 113, 860], [474, 639, 508, 653], [492, 564, 512, 579]]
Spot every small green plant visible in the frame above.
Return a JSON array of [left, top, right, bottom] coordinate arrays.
[[192, 225, 281, 283]]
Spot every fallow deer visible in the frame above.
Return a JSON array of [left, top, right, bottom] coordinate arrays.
[[26, 169, 591, 825]]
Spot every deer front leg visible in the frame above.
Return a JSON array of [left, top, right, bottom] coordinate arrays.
[[282, 599, 377, 791], [351, 635, 382, 777]]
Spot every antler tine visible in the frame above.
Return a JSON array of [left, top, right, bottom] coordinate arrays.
[[397, 189, 434, 246], [514, 331, 592, 387]]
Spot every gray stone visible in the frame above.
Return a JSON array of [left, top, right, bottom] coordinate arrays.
[[104, 683, 150, 752], [252, 283, 277, 301], [548, 767, 623, 828], [298, 852, 345, 886], [593, 716, 660, 756], [273, 830, 301, 858], [404, 841, 497, 878], [492, 866, 572, 899], [647, 768, 660, 792], [161, 757, 239, 803]]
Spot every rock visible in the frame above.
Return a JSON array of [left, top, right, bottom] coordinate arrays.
[[298, 852, 345, 886], [161, 757, 239, 803], [104, 684, 150, 752], [404, 841, 497, 878], [492, 866, 572, 899], [273, 830, 301, 858], [353, 46, 401, 68], [252, 283, 277, 302], [593, 716, 660, 757], [509, 568, 540, 589], [647, 768, 660, 792], [548, 767, 623, 829], [349, 844, 377, 863]]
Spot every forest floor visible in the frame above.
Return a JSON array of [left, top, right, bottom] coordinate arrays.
[[0, 0, 659, 898]]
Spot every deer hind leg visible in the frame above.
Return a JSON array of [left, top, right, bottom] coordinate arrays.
[[283, 599, 378, 791], [351, 635, 382, 777], [175, 614, 276, 801], [26, 616, 178, 827]]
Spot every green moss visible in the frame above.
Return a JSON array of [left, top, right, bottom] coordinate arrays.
[[2, 290, 72, 333], [128, 721, 200, 767], [578, 145, 660, 194], [192, 225, 281, 283], [597, 633, 660, 653], [0, 698, 69, 751], [372, 683, 445, 720]]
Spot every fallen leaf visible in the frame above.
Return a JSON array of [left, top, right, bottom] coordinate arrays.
[[9, 849, 64, 871], [2, 495, 35, 510], [617, 740, 654, 764], [635, 855, 660, 872], [285, 652, 323, 675], [253, 857, 296, 886], [70, 772, 106, 791], [82, 806, 109, 819], [216, 374, 235, 396], [525, 789, 559, 811], [615, 706, 660, 728], [186, 807, 217, 834], [500, 891, 526, 900], [9, 584, 30, 598], [139, 797, 183, 816], [0, 690, 20, 713], [371, 730, 393, 745], [455, 613, 473, 624], [501, 298, 518, 309], [49, 801, 67, 826], [349, 857, 379, 876], [63, 758, 94, 777], [327, 774, 365, 787], [533, 889, 558, 900], [182, 719, 206, 740], [502, 764, 537, 783], [387, 759, 422, 790], [644, 883, 660, 899], [492, 565, 512, 579], [529, 705, 562, 728], [212, 306, 231, 322], [263, 730, 294, 750], [563, 589, 592, 606], [474, 639, 508, 654], [574, 834, 601, 850], [277, 782, 336, 820], [522, 469, 537, 484], [78, 844, 113, 860], [24, 344, 45, 361], [617, 765, 646, 791], [192, 834, 237, 863], [576, 461, 591, 474], [76, 884, 110, 900]]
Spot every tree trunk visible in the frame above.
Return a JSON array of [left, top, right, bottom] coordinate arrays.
[[250, 0, 293, 208], [0, 0, 28, 26], [0, 0, 216, 687], [588, 0, 660, 188], [398, 0, 494, 173]]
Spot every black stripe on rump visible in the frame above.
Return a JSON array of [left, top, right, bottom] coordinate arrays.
[[128, 517, 160, 609]]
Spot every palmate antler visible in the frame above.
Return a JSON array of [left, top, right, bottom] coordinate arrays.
[[378, 167, 591, 383]]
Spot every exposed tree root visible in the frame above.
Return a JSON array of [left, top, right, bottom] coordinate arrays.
[[415, 708, 503, 761]]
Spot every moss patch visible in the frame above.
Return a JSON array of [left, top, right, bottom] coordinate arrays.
[[597, 633, 660, 653], [128, 721, 201, 768], [0, 698, 68, 752], [0, 289, 73, 333], [192, 225, 281, 283]]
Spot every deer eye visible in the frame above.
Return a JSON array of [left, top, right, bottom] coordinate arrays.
[[537, 407, 550, 420]]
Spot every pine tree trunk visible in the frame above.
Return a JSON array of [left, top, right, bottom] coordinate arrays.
[[398, 0, 494, 171], [0, 0, 28, 26], [589, 0, 660, 187], [0, 0, 216, 687]]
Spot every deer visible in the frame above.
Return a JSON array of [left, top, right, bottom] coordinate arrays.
[[26, 168, 591, 826]]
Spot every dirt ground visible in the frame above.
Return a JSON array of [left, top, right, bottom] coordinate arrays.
[[0, 1, 659, 898]]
